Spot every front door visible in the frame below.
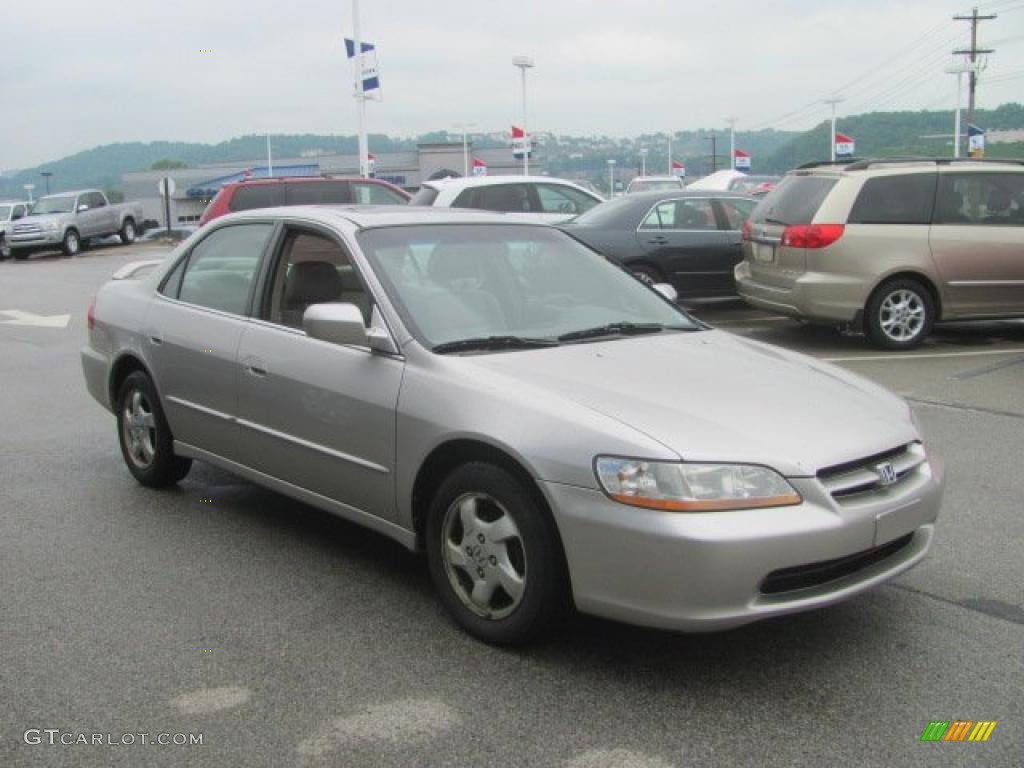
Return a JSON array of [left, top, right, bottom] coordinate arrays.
[[234, 226, 403, 521]]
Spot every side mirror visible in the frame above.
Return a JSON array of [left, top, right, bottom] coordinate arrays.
[[653, 282, 678, 302], [303, 303, 397, 353], [77, 204, 89, 213]]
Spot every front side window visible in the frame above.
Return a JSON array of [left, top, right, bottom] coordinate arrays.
[[934, 173, 1024, 226], [847, 174, 936, 224], [352, 182, 407, 205], [174, 224, 273, 315], [264, 229, 370, 328], [472, 184, 534, 213], [536, 184, 599, 215], [359, 224, 698, 348], [88, 192, 107, 208]]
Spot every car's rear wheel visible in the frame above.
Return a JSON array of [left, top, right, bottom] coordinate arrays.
[[426, 462, 569, 645], [62, 229, 80, 257], [865, 278, 934, 350], [116, 371, 192, 487], [120, 218, 136, 244]]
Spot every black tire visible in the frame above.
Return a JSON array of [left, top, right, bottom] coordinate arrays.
[[120, 218, 137, 245], [0, 236, 10, 260], [62, 229, 81, 257], [630, 264, 662, 286], [425, 462, 570, 646], [864, 278, 934, 350], [116, 371, 192, 488]]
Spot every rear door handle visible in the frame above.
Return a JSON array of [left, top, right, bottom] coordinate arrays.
[[242, 355, 268, 377], [149, 335, 162, 346], [647, 236, 668, 245]]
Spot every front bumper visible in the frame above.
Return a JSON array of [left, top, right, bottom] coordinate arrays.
[[10, 231, 63, 249], [544, 453, 943, 631]]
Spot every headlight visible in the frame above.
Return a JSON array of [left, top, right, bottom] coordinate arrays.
[[44, 220, 60, 231], [595, 457, 801, 512]]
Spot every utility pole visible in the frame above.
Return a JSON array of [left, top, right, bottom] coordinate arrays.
[[705, 133, 718, 174], [953, 7, 996, 136], [726, 117, 737, 170], [824, 97, 844, 161]]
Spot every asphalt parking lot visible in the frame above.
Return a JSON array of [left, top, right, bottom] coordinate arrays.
[[1, 243, 1021, 768]]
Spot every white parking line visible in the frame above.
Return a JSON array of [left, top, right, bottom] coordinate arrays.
[[823, 348, 1024, 363]]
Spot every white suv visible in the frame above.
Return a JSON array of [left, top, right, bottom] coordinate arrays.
[[409, 176, 603, 223]]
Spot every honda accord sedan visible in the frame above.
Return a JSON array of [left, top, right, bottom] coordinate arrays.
[[82, 206, 944, 645]]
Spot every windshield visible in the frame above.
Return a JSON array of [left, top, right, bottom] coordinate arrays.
[[358, 224, 698, 349], [31, 195, 76, 214]]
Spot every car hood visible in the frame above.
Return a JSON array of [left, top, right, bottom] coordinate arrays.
[[21, 213, 66, 224], [457, 330, 916, 476]]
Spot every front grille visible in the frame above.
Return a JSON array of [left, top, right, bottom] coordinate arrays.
[[760, 533, 914, 594], [12, 223, 41, 235], [817, 442, 925, 501]]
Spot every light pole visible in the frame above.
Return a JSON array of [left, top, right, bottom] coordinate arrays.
[[40, 171, 53, 195], [512, 55, 534, 175], [266, 133, 273, 177], [726, 117, 737, 169], [607, 159, 616, 197], [945, 62, 979, 158], [824, 97, 844, 161], [353, 0, 369, 178], [639, 148, 648, 177], [454, 122, 477, 177]]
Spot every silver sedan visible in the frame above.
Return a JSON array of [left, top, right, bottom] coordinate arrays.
[[82, 206, 944, 645]]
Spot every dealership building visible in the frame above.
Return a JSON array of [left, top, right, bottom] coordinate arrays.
[[122, 142, 545, 226]]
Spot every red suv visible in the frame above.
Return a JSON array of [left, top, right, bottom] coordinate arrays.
[[198, 176, 410, 226]]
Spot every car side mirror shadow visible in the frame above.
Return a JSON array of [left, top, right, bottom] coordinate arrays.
[[303, 303, 398, 354], [653, 283, 678, 302]]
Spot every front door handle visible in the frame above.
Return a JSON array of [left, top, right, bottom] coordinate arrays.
[[646, 236, 668, 245], [149, 335, 162, 346], [241, 355, 268, 377]]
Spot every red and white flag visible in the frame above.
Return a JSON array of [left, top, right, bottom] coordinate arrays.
[[511, 125, 531, 159], [835, 133, 855, 157], [733, 149, 751, 170], [472, 157, 487, 176], [671, 160, 686, 179]]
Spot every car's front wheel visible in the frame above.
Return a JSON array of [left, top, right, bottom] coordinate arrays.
[[426, 462, 569, 645], [865, 278, 934, 350], [0, 236, 10, 260], [120, 218, 136, 245], [116, 371, 192, 487], [62, 229, 80, 257]]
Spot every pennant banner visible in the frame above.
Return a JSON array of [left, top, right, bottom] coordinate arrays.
[[671, 160, 686, 179], [967, 124, 985, 156], [344, 38, 381, 93], [835, 132, 855, 157], [734, 149, 751, 170], [472, 157, 487, 177], [511, 125, 532, 159]]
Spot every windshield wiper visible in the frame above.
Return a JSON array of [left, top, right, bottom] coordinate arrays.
[[432, 335, 559, 354], [558, 322, 687, 342]]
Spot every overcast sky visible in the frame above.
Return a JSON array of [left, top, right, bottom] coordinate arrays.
[[3, 0, 1022, 170]]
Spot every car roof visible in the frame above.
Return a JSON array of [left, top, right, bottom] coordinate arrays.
[[221, 204, 551, 230], [628, 176, 683, 182], [224, 176, 392, 187], [619, 189, 754, 201], [423, 175, 592, 191]]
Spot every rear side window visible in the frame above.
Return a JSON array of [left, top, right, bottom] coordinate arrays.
[[285, 182, 352, 206], [848, 174, 936, 224], [408, 186, 439, 206], [536, 184, 599, 215], [470, 184, 534, 213], [751, 176, 837, 225], [229, 185, 286, 212], [934, 172, 1024, 226]]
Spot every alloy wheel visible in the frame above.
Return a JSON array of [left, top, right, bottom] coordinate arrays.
[[878, 289, 925, 343], [122, 389, 157, 468]]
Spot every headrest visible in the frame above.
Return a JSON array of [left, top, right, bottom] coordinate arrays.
[[285, 261, 342, 305]]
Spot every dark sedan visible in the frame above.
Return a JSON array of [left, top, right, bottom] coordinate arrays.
[[560, 190, 756, 298]]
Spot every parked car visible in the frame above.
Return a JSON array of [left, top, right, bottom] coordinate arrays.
[[198, 176, 410, 227], [83, 205, 943, 645], [408, 176, 603, 223], [728, 175, 781, 197], [736, 158, 1024, 349], [0, 199, 31, 259], [560, 190, 757, 297], [625, 176, 685, 194], [8, 190, 143, 258]]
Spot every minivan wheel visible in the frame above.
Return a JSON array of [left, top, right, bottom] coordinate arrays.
[[425, 462, 569, 646], [116, 371, 192, 487], [865, 278, 934, 350]]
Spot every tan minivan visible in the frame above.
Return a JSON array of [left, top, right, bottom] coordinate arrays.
[[735, 159, 1024, 348]]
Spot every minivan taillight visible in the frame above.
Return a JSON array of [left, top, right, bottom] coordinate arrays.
[[87, 296, 96, 331], [780, 224, 845, 249]]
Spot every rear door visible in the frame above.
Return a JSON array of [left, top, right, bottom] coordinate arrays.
[[145, 222, 276, 460], [929, 171, 1024, 316], [635, 197, 734, 296]]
